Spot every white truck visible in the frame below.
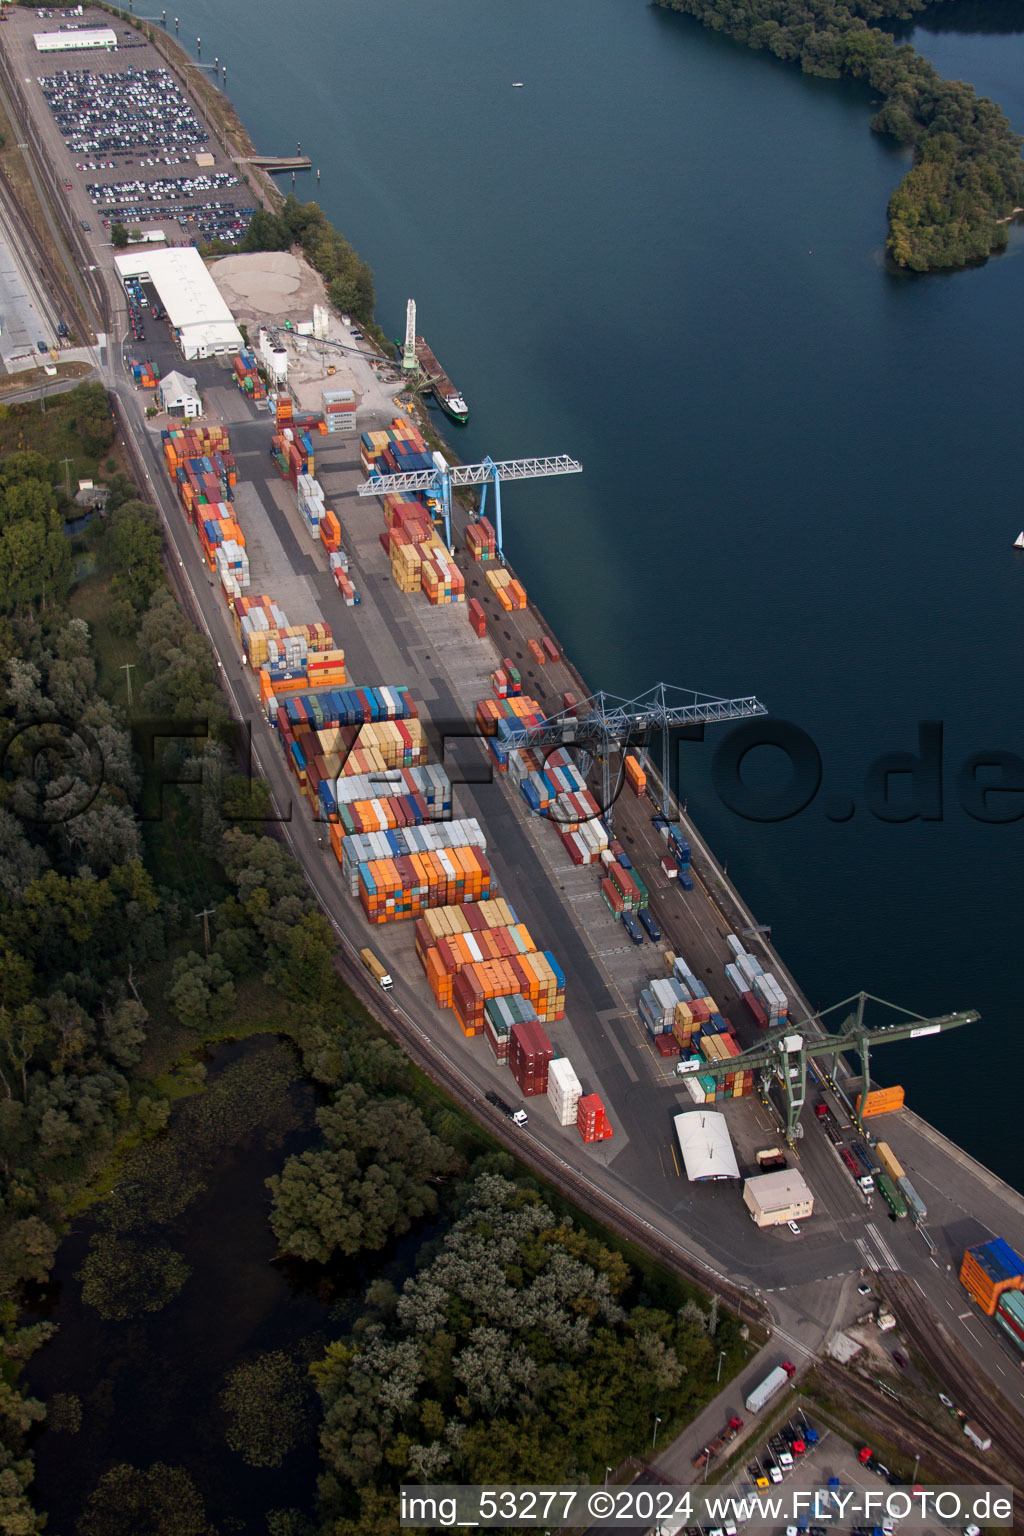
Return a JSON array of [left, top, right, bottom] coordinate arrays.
[[744, 1361, 796, 1414]]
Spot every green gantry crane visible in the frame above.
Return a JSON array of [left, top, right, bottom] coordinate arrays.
[[678, 992, 979, 1145]]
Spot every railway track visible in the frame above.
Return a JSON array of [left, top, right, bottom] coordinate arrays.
[[878, 1271, 1024, 1485]]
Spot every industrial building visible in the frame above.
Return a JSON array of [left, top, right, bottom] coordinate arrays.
[[158, 369, 202, 419], [742, 1168, 814, 1227], [33, 27, 117, 52], [114, 248, 243, 360], [673, 1111, 740, 1182]]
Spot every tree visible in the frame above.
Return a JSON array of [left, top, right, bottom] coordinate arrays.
[[108, 501, 164, 612], [110, 222, 129, 249], [220, 1351, 310, 1467], [164, 951, 235, 1032], [267, 1084, 462, 1263], [0, 1216, 58, 1292]]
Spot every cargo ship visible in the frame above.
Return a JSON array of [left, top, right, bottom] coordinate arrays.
[[415, 334, 468, 424]]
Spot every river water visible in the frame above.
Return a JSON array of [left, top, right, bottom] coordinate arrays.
[[145, 0, 1023, 1182]]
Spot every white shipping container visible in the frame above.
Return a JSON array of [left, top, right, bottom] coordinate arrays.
[[725, 933, 744, 959], [737, 952, 763, 983], [725, 962, 746, 996]]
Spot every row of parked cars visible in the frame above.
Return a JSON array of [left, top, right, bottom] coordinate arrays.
[[85, 171, 238, 208], [38, 67, 209, 157]]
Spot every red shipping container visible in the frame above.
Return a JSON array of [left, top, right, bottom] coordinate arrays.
[[509, 1017, 553, 1096], [541, 636, 560, 662], [742, 991, 768, 1029]]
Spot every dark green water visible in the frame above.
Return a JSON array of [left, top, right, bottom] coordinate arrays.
[[157, 0, 1021, 1181]]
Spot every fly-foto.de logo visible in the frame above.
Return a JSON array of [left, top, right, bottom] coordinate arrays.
[[708, 720, 1024, 825]]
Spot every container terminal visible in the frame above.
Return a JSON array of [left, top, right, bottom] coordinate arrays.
[[1, 2, 1024, 1482]]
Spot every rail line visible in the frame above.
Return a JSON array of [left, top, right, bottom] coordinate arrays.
[[878, 1272, 1024, 1485]]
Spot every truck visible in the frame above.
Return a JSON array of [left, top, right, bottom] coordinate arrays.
[[744, 1361, 796, 1414], [692, 1415, 743, 1470], [840, 1147, 874, 1192], [963, 1421, 992, 1452], [359, 947, 393, 991], [756, 1148, 788, 1172], [485, 1089, 527, 1127]]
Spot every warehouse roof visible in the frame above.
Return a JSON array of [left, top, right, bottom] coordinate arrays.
[[114, 248, 242, 352], [743, 1168, 813, 1211], [673, 1111, 740, 1182], [159, 370, 199, 400], [34, 27, 117, 51]]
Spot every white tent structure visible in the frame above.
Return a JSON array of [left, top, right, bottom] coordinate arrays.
[[158, 369, 202, 419], [673, 1111, 740, 1182], [114, 248, 243, 360]]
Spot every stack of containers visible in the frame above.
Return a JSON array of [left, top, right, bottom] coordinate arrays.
[[639, 978, 692, 1053], [468, 598, 487, 638], [275, 393, 294, 429], [358, 846, 493, 924], [233, 595, 288, 643], [960, 1240, 1024, 1315], [577, 1094, 613, 1143], [232, 350, 266, 400], [509, 1017, 553, 1097], [306, 648, 349, 689], [465, 517, 497, 561], [319, 508, 342, 553], [547, 1058, 583, 1125], [560, 819, 610, 866], [451, 952, 565, 1034], [484, 994, 539, 1065], [421, 547, 466, 605], [486, 566, 528, 610], [337, 819, 487, 893], [323, 386, 357, 434], [526, 638, 547, 666], [753, 971, 788, 1023], [420, 922, 538, 1006], [625, 754, 647, 797], [856, 1086, 906, 1117], [214, 538, 249, 599], [297, 474, 326, 537], [331, 555, 360, 606]]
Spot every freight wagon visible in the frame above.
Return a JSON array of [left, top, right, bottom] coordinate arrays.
[[875, 1142, 905, 1183], [897, 1175, 926, 1223], [874, 1171, 907, 1219]]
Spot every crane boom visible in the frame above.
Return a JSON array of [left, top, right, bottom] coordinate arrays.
[[359, 454, 583, 554], [679, 994, 979, 1144]]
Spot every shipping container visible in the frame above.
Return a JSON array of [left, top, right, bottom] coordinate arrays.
[[875, 1142, 905, 1184], [960, 1239, 1024, 1315], [857, 1085, 906, 1117]]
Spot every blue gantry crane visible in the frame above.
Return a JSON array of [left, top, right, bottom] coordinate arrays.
[[357, 453, 583, 557]]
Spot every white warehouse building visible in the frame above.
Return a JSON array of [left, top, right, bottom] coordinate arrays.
[[114, 248, 243, 360], [34, 28, 118, 51]]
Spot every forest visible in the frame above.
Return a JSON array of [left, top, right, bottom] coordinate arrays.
[[653, 0, 1024, 270], [0, 389, 750, 1534]]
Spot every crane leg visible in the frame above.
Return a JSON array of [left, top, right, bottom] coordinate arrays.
[[493, 468, 504, 565]]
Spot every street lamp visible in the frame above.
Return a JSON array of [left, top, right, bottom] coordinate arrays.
[[652, 1415, 662, 1451], [717, 1349, 726, 1383], [604, 1468, 612, 1488]]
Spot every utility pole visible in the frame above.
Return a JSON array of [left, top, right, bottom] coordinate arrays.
[[120, 662, 134, 707], [195, 907, 215, 956], [58, 456, 73, 499]]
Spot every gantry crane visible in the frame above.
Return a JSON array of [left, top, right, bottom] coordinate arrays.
[[515, 683, 767, 828], [679, 993, 979, 1144], [359, 454, 583, 555]]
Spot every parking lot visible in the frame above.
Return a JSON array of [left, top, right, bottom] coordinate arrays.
[[5, 9, 257, 247]]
